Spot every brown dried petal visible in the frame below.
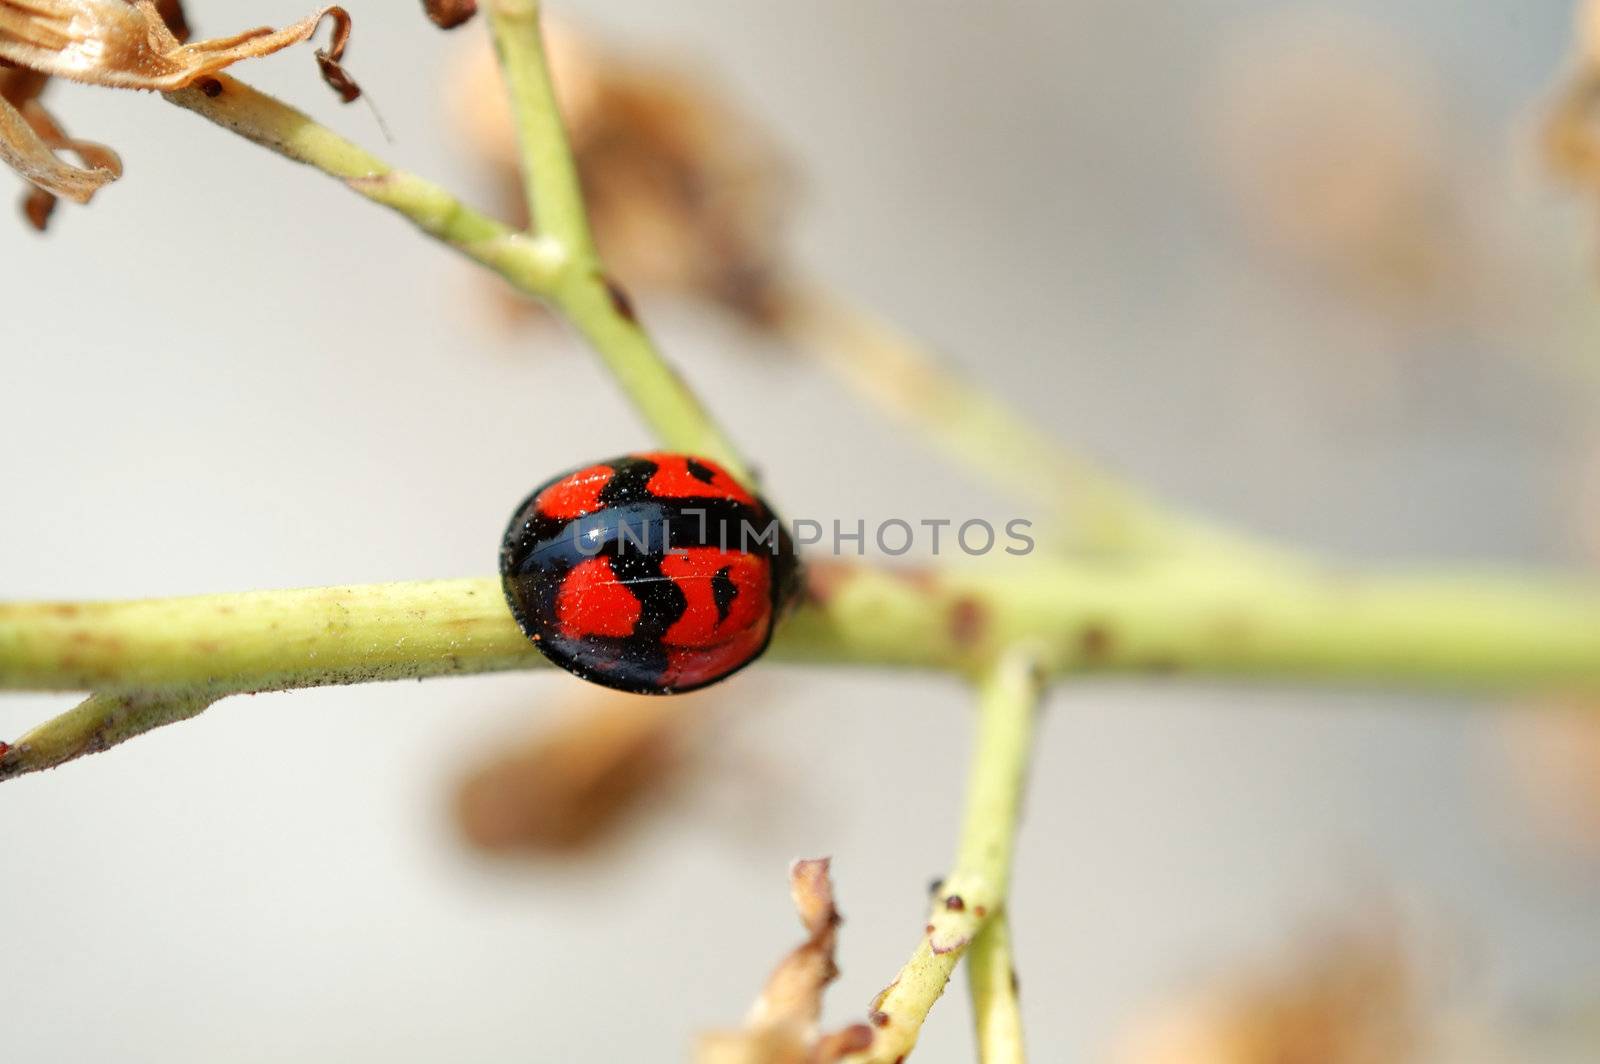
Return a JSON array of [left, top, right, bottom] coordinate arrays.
[[745, 858, 841, 1031], [696, 859, 845, 1064], [312, 10, 360, 102], [153, 0, 189, 43], [0, 1, 353, 93], [21, 183, 54, 228], [423, 0, 477, 30], [0, 90, 118, 204]]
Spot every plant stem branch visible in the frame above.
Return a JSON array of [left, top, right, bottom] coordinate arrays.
[[778, 286, 1268, 559], [164, 76, 563, 292], [841, 648, 1044, 1064], [485, 0, 593, 253], [165, 73, 753, 483], [967, 913, 1026, 1064], [6, 562, 1600, 696], [2, 690, 221, 779]]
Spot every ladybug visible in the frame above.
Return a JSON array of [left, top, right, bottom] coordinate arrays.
[[499, 452, 801, 694]]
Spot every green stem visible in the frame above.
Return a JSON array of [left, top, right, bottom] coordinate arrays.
[[779, 287, 1268, 558], [6, 561, 1600, 696], [164, 76, 564, 292], [485, 0, 594, 253], [165, 72, 753, 484], [1, 690, 221, 779], [968, 912, 1026, 1063], [842, 648, 1044, 1064], [483, 0, 754, 482]]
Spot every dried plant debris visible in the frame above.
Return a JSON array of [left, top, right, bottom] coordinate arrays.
[[454, 693, 706, 854], [0, 65, 120, 214], [1114, 923, 1420, 1064], [1494, 698, 1600, 857], [1, 1, 357, 225], [422, 0, 477, 30], [452, 21, 797, 327], [1548, 0, 1600, 191], [697, 858, 869, 1064]]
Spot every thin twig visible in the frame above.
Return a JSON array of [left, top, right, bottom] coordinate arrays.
[[165, 76, 564, 292], [485, 0, 593, 253], [1, 689, 221, 778], [165, 69, 754, 484], [840, 648, 1044, 1063], [967, 912, 1026, 1063], [778, 286, 1270, 559]]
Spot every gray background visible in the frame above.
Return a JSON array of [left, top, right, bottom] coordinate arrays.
[[3, 1, 1599, 1060]]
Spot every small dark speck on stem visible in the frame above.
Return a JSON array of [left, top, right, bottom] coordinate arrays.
[[949, 596, 987, 645], [599, 274, 638, 324], [944, 894, 965, 911], [1079, 622, 1113, 660], [197, 76, 223, 98]]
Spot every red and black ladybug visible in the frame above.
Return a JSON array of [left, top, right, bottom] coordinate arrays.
[[499, 453, 801, 694]]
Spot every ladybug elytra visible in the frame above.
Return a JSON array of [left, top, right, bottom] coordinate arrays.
[[499, 453, 801, 694]]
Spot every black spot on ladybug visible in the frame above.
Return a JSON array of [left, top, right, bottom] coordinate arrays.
[[685, 458, 719, 485], [711, 566, 738, 625], [610, 551, 687, 640], [598, 456, 658, 506]]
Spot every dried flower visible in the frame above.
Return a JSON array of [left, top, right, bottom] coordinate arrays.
[[0, 1, 352, 91], [697, 858, 862, 1064], [0, 64, 120, 219], [1, 1, 357, 226], [451, 22, 797, 326]]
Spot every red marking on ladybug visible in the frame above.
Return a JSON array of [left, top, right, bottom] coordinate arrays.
[[500, 453, 801, 694], [643, 453, 757, 508], [556, 557, 641, 638], [534, 462, 614, 520]]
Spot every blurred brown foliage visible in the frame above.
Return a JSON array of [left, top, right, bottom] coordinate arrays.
[[453, 691, 709, 854], [451, 21, 797, 327], [1114, 925, 1420, 1064]]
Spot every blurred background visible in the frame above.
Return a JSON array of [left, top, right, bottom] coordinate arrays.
[[4, 0, 1600, 1059]]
